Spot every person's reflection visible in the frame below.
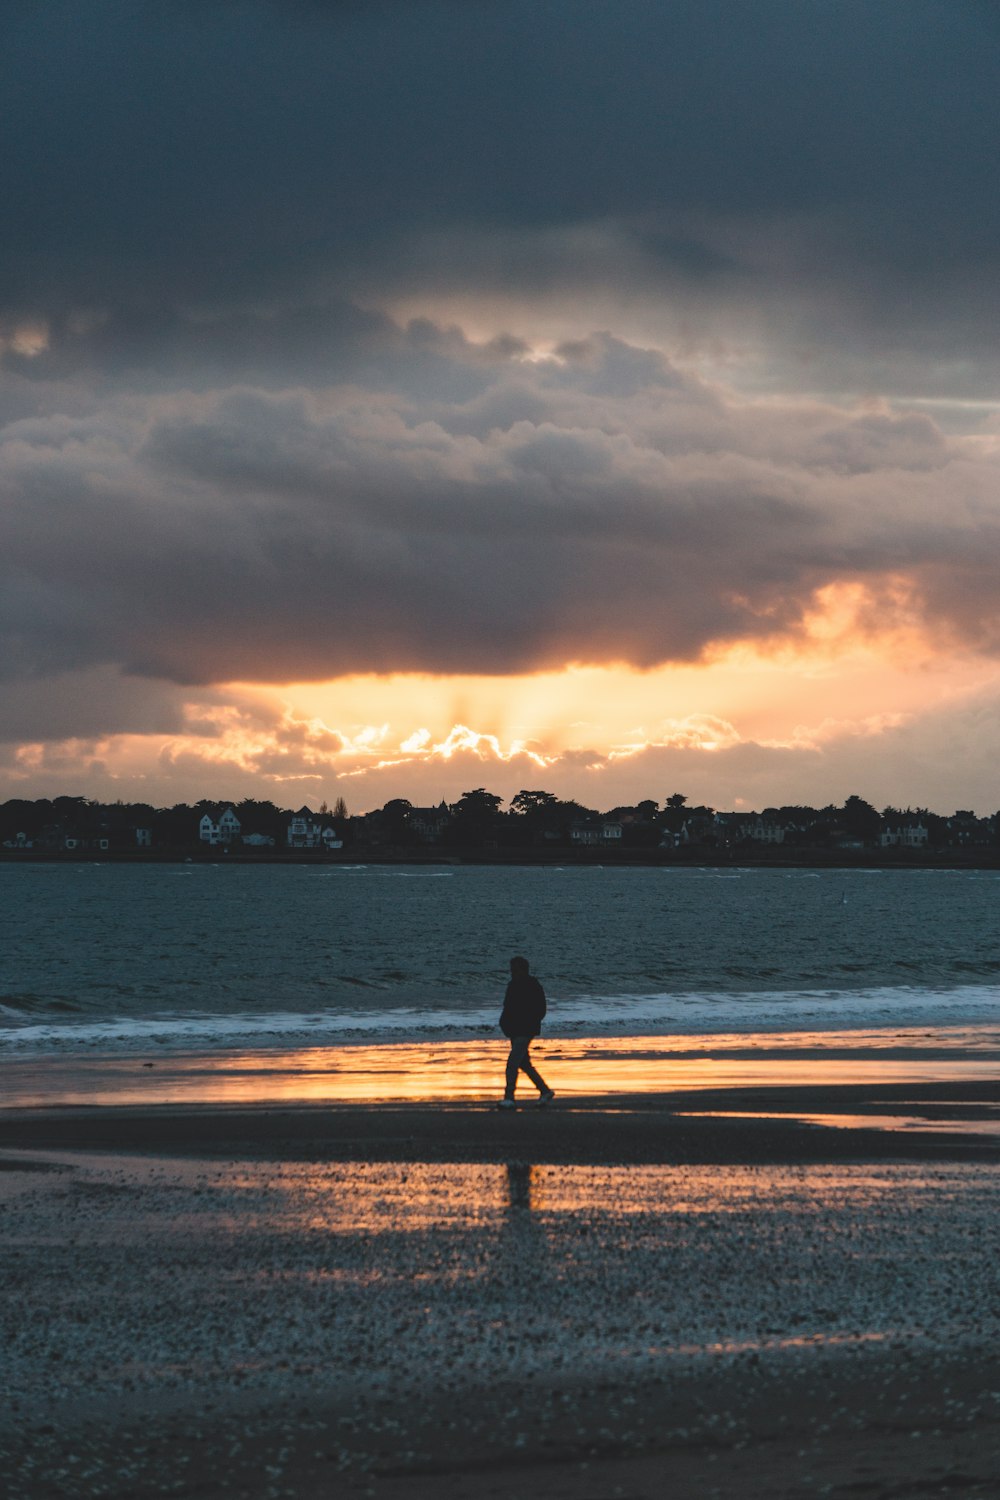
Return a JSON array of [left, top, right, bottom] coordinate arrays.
[[506, 1160, 536, 1214]]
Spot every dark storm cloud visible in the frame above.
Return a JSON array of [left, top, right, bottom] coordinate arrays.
[[2, 331, 1000, 686], [3, 1, 1000, 393], [0, 668, 218, 744], [4, 1, 1000, 700]]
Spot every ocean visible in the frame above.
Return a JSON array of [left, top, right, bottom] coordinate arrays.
[[3, 861, 999, 1055]]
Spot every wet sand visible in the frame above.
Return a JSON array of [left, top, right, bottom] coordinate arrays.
[[2, 1080, 1000, 1498], [5, 1027, 1000, 1109]]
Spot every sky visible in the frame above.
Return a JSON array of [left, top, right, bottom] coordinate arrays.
[[4, 0, 1000, 813]]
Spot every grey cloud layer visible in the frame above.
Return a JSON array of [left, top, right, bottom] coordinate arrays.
[[3, 2, 1000, 397], [3, 2, 1000, 697], [2, 331, 998, 685]]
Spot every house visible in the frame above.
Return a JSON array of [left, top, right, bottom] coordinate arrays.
[[830, 830, 866, 851], [746, 816, 786, 845], [881, 821, 928, 850], [570, 819, 623, 845], [712, 812, 750, 845], [287, 807, 343, 850], [407, 803, 452, 844], [199, 806, 241, 846], [946, 811, 988, 846]]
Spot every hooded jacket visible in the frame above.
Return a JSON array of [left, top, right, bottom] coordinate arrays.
[[499, 973, 546, 1039]]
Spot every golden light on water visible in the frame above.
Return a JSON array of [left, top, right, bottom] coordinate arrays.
[[4, 1031, 999, 1109]]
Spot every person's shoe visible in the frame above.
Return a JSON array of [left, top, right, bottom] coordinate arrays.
[[537, 1089, 555, 1107], [496, 1097, 517, 1110]]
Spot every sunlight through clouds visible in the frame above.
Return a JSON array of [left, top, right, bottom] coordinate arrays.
[[5, 3, 1000, 812]]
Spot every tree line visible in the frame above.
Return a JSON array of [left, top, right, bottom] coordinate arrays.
[[3, 789, 997, 854]]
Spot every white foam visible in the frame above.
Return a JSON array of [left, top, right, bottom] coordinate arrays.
[[2, 982, 999, 1055]]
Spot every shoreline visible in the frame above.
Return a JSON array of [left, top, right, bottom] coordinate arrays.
[[3, 1025, 1000, 1114], [7, 846, 1000, 869]]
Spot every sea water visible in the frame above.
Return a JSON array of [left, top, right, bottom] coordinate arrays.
[[2, 862, 999, 1055]]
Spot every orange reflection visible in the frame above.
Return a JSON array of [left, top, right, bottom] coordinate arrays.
[[675, 1109, 1000, 1136], [2, 1027, 999, 1108]]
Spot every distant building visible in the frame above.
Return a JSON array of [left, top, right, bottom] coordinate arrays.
[[286, 807, 342, 850], [946, 811, 988, 846], [199, 806, 241, 846], [746, 816, 786, 845], [881, 821, 928, 849], [712, 812, 750, 845], [570, 819, 623, 845], [407, 803, 452, 844]]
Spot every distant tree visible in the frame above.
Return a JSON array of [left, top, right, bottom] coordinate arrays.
[[379, 798, 414, 844], [841, 794, 882, 840], [333, 796, 349, 820], [665, 798, 695, 834], [510, 790, 559, 818], [449, 788, 504, 846]]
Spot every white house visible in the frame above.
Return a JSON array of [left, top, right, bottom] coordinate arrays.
[[880, 821, 929, 849], [199, 806, 241, 846], [570, 819, 623, 845], [746, 816, 786, 844], [287, 807, 343, 850]]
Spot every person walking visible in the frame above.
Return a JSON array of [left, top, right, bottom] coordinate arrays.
[[497, 955, 554, 1109]]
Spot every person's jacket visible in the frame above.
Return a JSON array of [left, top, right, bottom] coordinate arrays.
[[499, 975, 546, 1039]]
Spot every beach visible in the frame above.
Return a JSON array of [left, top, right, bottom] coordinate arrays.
[[3, 1064, 1000, 1499], [3, 866, 1000, 1495]]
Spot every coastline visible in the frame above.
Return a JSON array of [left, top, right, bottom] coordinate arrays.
[[7, 845, 1000, 869]]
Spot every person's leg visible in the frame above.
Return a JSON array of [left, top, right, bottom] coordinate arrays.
[[505, 1036, 530, 1098], [519, 1041, 549, 1095]]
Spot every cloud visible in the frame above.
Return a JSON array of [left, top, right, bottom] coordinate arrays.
[[4, 647, 1000, 817], [3, 327, 1000, 690], [3, 3, 1000, 402], [4, 2, 1000, 814]]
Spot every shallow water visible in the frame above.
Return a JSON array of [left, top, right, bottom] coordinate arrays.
[[3, 1028, 1000, 1109]]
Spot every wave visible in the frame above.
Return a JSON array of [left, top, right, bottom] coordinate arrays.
[[2, 982, 998, 1054]]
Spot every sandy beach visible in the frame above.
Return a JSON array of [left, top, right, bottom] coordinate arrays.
[[2, 1068, 1000, 1499]]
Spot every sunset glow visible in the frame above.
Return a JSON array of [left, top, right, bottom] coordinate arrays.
[[5, 1033, 999, 1109], [4, 2, 1000, 816]]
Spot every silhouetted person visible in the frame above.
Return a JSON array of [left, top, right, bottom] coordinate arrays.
[[497, 955, 554, 1109]]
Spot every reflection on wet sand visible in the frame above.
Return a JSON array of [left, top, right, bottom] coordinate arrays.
[[4, 1150, 1000, 1500], [3, 1025, 1000, 1109], [505, 1160, 535, 1213], [677, 1109, 1000, 1135]]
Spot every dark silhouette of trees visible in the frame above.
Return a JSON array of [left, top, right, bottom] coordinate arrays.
[[449, 788, 504, 846], [4, 784, 1000, 859], [841, 794, 882, 838]]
